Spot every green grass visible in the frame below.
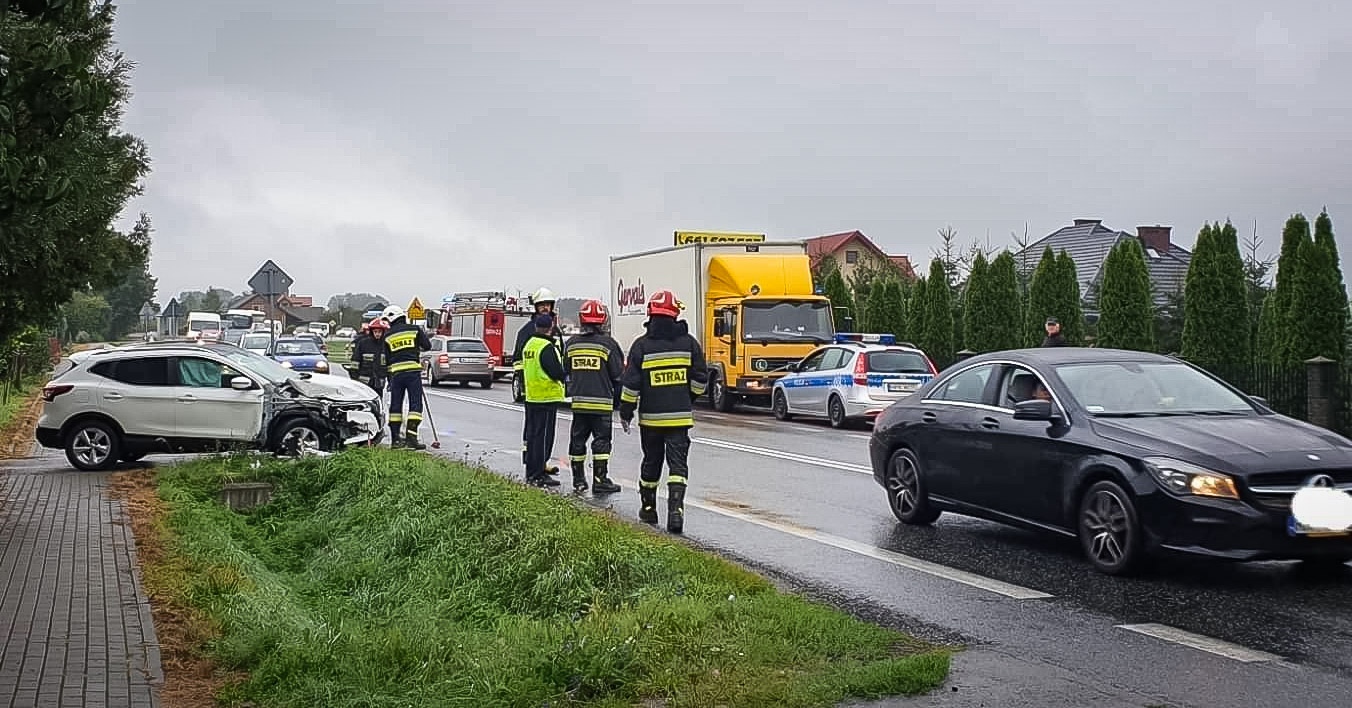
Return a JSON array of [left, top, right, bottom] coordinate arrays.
[[155, 450, 949, 707], [0, 376, 43, 431]]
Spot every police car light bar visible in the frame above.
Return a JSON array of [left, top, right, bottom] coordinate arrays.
[[834, 333, 896, 345]]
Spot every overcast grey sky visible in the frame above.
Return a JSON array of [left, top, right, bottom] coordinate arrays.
[[113, 1, 1352, 308]]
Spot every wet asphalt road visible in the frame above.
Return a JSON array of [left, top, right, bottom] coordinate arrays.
[[413, 382, 1352, 708]]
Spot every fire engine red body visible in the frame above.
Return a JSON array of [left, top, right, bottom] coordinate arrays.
[[432, 292, 534, 380]]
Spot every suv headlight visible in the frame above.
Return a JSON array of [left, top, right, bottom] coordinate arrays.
[[1144, 457, 1238, 499]]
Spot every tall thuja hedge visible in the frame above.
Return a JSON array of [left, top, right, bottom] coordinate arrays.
[[961, 253, 992, 351], [1290, 211, 1347, 362], [1183, 221, 1251, 369], [1257, 215, 1311, 363], [921, 260, 955, 367], [1055, 251, 1086, 345], [1026, 247, 1084, 346], [822, 265, 854, 331], [1096, 239, 1155, 351], [881, 279, 908, 342], [985, 251, 1025, 351], [907, 276, 927, 347]]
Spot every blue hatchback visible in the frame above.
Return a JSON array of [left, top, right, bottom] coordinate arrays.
[[267, 337, 331, 374]]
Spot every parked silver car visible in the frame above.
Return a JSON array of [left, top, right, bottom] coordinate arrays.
[[421, 336, 494, 388]]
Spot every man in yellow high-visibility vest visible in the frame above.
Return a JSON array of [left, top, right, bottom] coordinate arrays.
[[521, 313, 567, 487]]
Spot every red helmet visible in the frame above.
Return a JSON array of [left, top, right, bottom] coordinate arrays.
[[646, 290, 682, 318], [368, 317, 389, 331], [578, 299, 608, 325]]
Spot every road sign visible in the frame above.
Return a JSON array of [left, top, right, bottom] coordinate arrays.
[[407, 297, 426, 321], [138, 302, 156, 318], [248, 260, 293, 296], [674, 231, 766, 246], [162, 298, 183, 319]]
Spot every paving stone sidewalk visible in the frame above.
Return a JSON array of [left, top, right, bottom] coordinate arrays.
[[0, 450, 162, 708]]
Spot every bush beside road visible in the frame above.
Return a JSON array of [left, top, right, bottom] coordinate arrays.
[[145, 449, 949, 707]]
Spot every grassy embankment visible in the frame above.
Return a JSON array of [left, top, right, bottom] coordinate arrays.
[[150, 449, 949, 707]]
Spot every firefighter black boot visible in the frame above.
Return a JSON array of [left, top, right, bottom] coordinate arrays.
[[404, 432, 427, 451], [571, 460, 589, 492], [591, 460, 621, 494], [667, 483, 686, 534], [389, 424, 404, 448], [639, 486, 659, 524]]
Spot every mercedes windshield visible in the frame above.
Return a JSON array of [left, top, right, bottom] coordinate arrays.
[[1055, 361, 1257, 417], [742, 301, 834, 343]]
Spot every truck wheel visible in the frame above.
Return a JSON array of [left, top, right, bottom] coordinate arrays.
[[712, 379, 737, 413]]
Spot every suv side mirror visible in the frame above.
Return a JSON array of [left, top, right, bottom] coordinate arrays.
[[1012, 398, 1054, 421], [1249, 395, 1269, 407], [230, 376, 254, 391]]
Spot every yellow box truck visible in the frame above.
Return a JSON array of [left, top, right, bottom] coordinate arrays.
[[609, 241, 836, 412]]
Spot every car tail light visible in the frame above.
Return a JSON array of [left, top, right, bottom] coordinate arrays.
[[438, 354, 450, 365], [854, 353, 869, 386], [42, 384, 74, 402]]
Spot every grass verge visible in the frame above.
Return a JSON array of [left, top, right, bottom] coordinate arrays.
[[0, 377, 45, 459], [151, 449, 949, 707]]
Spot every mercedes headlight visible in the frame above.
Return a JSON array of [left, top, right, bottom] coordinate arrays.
[[1144, 457, 1238, 499]]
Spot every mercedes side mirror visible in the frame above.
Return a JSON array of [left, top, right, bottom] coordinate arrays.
[[230, 376, 254, 391], [1012, 399, 1054, 421]]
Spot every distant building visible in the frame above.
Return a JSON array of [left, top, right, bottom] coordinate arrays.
[[226, 292, 325, 329], [1014, 219, 1190, 311], [805, 231, 917, 282]]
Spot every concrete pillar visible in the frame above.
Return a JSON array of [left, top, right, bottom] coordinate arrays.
[[1305, 356, 1339, 431]]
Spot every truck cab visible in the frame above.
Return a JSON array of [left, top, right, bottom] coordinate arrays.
[[610, 241, 835, 413]]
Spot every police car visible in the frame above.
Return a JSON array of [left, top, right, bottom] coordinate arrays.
[[771, 334, 937, 428]]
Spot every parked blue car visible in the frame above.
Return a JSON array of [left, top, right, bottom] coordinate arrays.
[[267, 337, 331, 374]]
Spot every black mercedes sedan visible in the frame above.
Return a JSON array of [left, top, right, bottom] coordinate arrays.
[[868, 347, 1352, 575]]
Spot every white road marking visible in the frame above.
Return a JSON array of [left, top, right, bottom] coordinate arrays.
[[1115, 623, 1280, 663], [690, 437, 873, 475], [612, 480, 1052, 601], [427, 390, 873, 474]]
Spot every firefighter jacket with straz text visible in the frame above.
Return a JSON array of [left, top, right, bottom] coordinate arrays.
[[383, 319, 432, 375], [619, 318, 708, 428], [564, 330, 625, 413]]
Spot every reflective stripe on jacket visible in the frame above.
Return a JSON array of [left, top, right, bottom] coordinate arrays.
[[618, 318, 707, 428], [384, 320, 431, 374], [564, 331, 624, 413]]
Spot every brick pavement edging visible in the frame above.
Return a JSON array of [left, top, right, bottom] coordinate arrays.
[[0, 453, 162, 708]]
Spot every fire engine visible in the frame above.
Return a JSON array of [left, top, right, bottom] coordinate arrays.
[[430, 291, 535, 381]]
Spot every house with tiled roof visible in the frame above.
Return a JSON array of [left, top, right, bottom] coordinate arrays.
[[805, 231, 917, 282], [1014, 219, 1190, 311]]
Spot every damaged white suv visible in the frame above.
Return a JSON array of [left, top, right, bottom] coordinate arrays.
[[36, 342, 384, 471]]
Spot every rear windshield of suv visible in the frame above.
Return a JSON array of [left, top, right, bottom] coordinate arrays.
[[445, 340, 489, 353], [868, 350, 931, 374]]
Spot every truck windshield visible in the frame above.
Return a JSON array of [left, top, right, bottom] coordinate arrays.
[[223, 314, 254, 330], [742, 301, 834, 343]]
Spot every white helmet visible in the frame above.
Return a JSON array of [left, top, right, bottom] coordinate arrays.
[[529, 287, 557, 306], [381, 305, 407, 322]]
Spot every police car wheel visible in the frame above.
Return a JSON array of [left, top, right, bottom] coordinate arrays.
[[772, 390, 792, 421], [887, 449, 941, 525], [828, 396, 848, 428]]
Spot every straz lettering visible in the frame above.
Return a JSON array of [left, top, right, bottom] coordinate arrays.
[[572, 355, 602, 370], [387, 332, 417, 351], [650, 368, 687, 386], [617, 279, 646, 310]]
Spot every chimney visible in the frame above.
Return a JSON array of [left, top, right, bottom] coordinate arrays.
[[1073, 218, 1102, 227], [1137, 225, 1172, 254]]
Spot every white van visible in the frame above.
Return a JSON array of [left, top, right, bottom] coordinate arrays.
[[186, 311, 222, 339]]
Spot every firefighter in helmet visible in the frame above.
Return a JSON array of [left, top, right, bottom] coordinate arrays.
[[513, 287, 565, 471], [352, 317, 388, 396], [618, 290, 708, 533], [563, 299, 624, 494], [381, 305, 432, 449]]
